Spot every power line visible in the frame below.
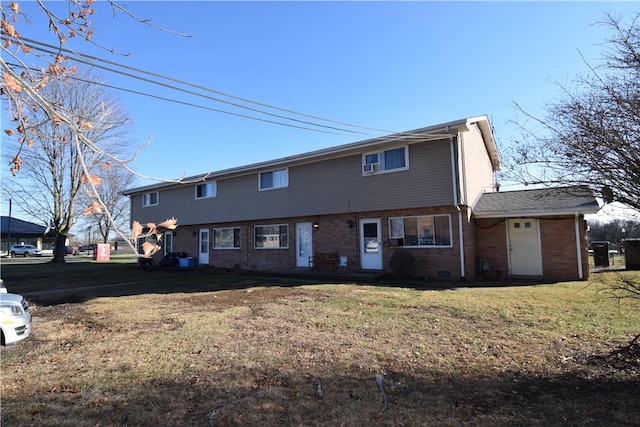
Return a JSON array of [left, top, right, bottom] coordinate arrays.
[[2, 36, 459, 142], [57, 71, 346, 135], [3, 39, 369, 136], [6, 36, 395, 135]]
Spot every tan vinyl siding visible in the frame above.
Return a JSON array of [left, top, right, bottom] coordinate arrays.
[[129, 140, 455, 226], [462, 124, 496, 205]]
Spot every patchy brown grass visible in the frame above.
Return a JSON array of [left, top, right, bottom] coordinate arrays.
[[1, 268, 639, 426]]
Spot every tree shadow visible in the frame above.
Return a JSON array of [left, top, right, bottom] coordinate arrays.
[[18, 263, 554, 308], [1, 358, 638, 426]]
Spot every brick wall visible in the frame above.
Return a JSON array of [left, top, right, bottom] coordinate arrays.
[[144, 211, 591, 282], [158, 207, 468, 279], [475, 215, 590, 282], [539, 216, 590, 281], [474, 218, 509, 280]]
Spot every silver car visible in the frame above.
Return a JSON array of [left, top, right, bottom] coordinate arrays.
[[9, 244, 43, 258], [0, 293, 32, 345]]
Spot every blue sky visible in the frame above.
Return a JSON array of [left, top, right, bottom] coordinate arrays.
[[3, 1, 640, 220]]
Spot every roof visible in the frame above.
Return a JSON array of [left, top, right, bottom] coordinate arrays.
[[123, 115, 499, 195], [473, 186, 601, 218], [0, 216, 48, 235]]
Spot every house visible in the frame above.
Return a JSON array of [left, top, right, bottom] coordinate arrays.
[[0, 216, 55, 253], [124, 115, 599, 281]]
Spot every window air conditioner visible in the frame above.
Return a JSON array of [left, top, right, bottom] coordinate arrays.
[[363, 163, 379, 174]]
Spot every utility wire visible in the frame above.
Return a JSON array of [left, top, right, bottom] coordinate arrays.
[[8, 36, 391, 134], [3, 36, 459, 142], [3, 39, 368, 135], [51, 69, 345, 135]]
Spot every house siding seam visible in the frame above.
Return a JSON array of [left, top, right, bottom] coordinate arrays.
[[128, 141, 456, 227]]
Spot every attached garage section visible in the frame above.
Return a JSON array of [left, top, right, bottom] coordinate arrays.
[[472, 187, 600, 282]]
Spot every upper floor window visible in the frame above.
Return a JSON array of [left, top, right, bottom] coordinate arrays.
[[254, 224, 288, 249], [259, 168, 288, 190], [195, 181, 217, 199], [142, 191, 158, 207], [362, 146, 408, 175], [389, 214, 452, 247], [213, 227, 240, 249]]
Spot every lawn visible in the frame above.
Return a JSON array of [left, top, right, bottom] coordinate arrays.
[[1, 261, 639, 426]]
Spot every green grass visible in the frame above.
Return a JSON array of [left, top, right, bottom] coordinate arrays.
[[1, 262, 639, 426]]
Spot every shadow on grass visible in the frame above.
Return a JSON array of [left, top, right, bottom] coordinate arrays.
[[1, 360, 638, 426], [2, 261, 548, 307]]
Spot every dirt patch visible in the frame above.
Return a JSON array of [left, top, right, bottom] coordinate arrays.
[[2, 282, 639, 426]]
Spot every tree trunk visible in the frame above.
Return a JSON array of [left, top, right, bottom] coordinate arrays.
[[51, 234, 68, 264]]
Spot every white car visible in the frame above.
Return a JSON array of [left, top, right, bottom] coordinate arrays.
[[0, 293, 32, 346], [9, 244, 43, 258]]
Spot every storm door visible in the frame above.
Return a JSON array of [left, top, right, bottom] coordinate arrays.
[[360, 218, 382, 270], [296, 222, 313, 268], [198, 228, 210, 265]]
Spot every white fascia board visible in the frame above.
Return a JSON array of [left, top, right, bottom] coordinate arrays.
[[474, 206, 601, 219], [123, 116, 487, 196]]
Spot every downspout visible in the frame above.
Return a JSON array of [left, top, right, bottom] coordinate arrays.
[[449, 136, 459, 206], [450, 134, 466, 279], [458, 207, 465, 279], [574, 212, 584, 279]]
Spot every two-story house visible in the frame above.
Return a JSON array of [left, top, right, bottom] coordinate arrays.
[[124, 115, 599, 281]]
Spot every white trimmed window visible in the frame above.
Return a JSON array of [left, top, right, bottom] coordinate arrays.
[[195, 181, 217, 199], [362, 146, 408, 175], [389, 215, 452, 247], [254, 224, 288, 249], [213, 227, 240, 249], [142, 191, 159, 207], [259, 168, 288, 190]]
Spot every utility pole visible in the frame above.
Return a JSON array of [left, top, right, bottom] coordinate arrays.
[[7, 199, 12, 255]]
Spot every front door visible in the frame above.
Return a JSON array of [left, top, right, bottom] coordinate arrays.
[[507, 218, 542, 276], [198, 228, 209, 265], [295, 222, 313, 268], [360, 218, 382, 270]]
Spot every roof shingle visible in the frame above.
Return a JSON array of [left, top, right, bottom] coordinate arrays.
[[473, 186, 600, 218]]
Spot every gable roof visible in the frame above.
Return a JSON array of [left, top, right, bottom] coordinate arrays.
[[0, 216, 48, 235], [473, 186, 601, 218], [123, 115, 499, 196]]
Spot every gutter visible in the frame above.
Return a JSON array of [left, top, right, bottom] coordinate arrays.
[[451, 134, 466, 280], [124, 116, 494, 196], [474, 206, 601, 219]]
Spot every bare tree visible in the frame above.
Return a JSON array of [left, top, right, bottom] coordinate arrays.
[[3, 68, 131, 262], [1, 1, 183, 259], [78, 164, 135, 244], [505, 12, 640, 212], [505, 12, 640, 347]]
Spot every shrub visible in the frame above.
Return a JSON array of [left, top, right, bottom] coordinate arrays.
[[389, 249, 417, 279]]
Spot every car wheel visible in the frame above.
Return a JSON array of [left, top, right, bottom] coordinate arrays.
[[10, 252, 15, 258], [24, 252, 30, 258], [1, 330, 5, 346]]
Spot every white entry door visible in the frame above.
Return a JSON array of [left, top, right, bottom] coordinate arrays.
[[295, 222, 313, 268], [507, 219, 542, 276], [360, 218, 383, 270], [198, 228, 210, 265]]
